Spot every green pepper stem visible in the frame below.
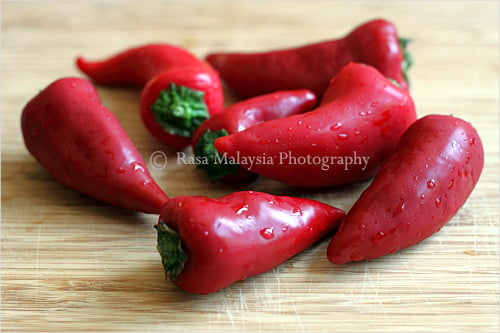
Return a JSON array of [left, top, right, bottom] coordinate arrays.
[[399, 37, 413, 87], [193, 129, 239, 182], [150, 82, 209, 138], [155, 221, 188, 280]]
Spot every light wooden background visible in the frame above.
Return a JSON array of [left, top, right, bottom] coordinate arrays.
[[1, 1, 499, 332]]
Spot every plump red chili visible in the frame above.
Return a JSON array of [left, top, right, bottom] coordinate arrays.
[[206, 19, 411, 98], [155, 190, 345, 294], [21, 77, 168, 214], [214, 62, 417, 188], [77, 44, 224, 150], [192, 89, 317, 182], [140, 67, 224, 150], [327, 115, 484, 264]]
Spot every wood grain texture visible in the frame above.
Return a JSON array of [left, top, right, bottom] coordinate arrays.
[[1, 1, 498, 332]]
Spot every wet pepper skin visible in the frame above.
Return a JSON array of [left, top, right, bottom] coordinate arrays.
[[21, 78, 168, 214], [156, 191, 345, 294], [206, 19, 409, 98], [327, 115, 484, 264], [214, 63, 416, 188], [192, 89, 317, 182]]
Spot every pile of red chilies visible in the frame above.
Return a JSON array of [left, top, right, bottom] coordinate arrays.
[[21, 19, 484, 295]]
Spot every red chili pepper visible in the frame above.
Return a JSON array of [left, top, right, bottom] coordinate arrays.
[[139, 67, 224, 150], [214, 62, 417, 188], [21, 77, 168, 214], [192, 89, 317, 182], [76, 44, 203, 87], [155, 191, 345, 294], [206, 19, 411, 98], [77, 44, 225, 150], [327, 115, 484, 264]]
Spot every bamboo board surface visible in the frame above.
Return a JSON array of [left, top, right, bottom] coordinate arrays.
[[1, 1, 499, 332]]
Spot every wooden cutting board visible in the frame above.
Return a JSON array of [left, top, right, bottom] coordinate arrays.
[[2, 1, 498, 332]]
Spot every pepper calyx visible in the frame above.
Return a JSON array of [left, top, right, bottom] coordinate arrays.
[[155, 221, 188, 280], [150, 83, 209, 138], [193, 128, 239, 182], [399, 37, 413, 87]]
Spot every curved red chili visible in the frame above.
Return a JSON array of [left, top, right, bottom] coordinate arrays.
[[327, 115, 484, 264], [206, 19, 411, 98], [77, 44, 225, 150], [76, 43, 202, 87], [192, 89, 317, 182], [21, 77, 168, 214], [214, 63, 417, 187], [155, 191, 345, 294]]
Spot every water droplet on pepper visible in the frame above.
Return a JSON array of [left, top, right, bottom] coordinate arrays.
[[330, 122, 342, 131], [260, 227, 274, 239], [393, 202, 405, 217], [337, 133, 348, 140], [131, 162, 145, 172], [236, 205, 249, 215], [371, 231, 386, 245]]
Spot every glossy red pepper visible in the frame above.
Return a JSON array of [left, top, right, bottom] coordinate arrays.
[[192, 89, 317, 182], [140, 67, 224, 150], [76, 44, 202, 87], [327, 115, 484, 264], [155, 191, 345, 294], [77, 44, 224, 150], [214, 63, 417, 188], [21, 77, 168, 214], [206, 19, 411, 98]]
